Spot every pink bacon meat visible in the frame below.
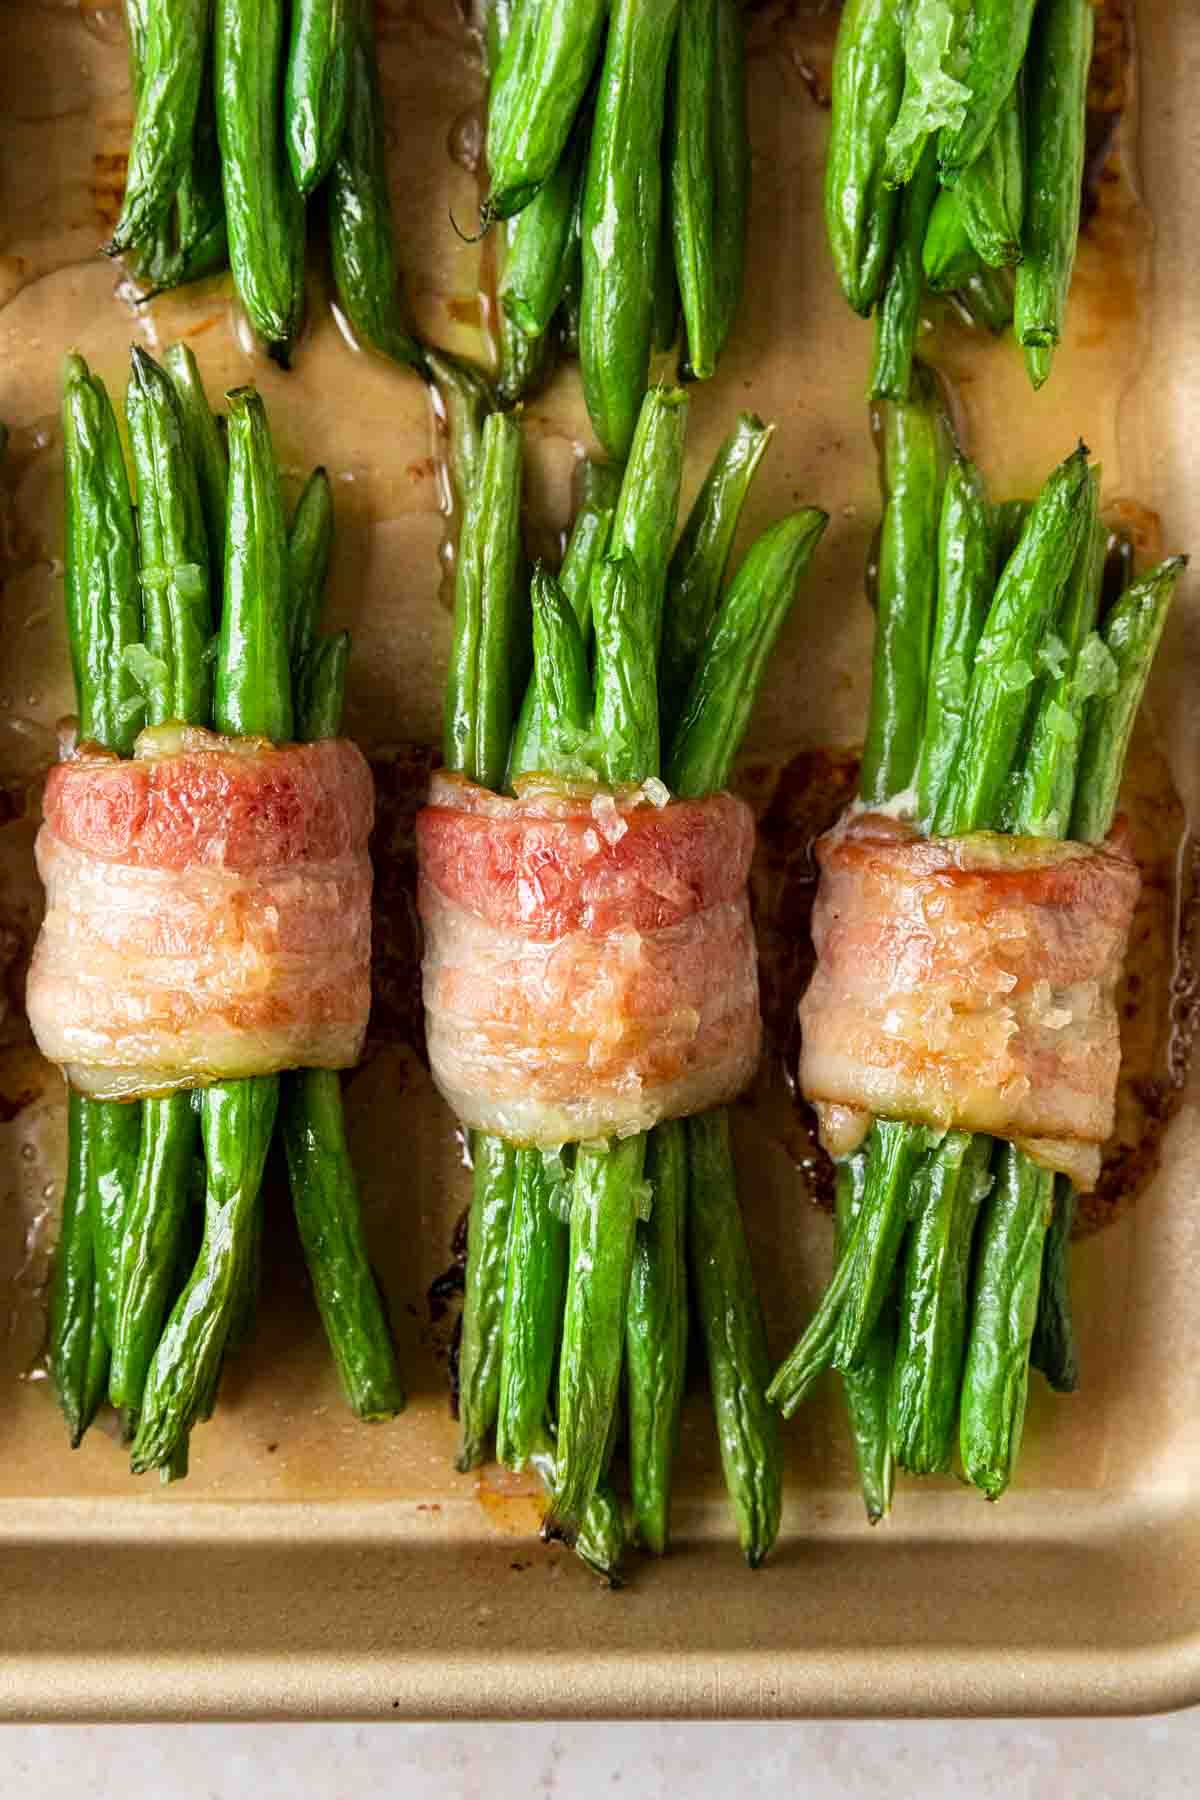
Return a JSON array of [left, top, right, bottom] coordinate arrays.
[[27, 725, 374, 1099], [798, 810, 1141, 1192], [417, 771, 761, 1144]]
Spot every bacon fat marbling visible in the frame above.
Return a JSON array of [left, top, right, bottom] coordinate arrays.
[[798, 810, 1141, 1191], [417, 772, 761, 1143], [27, 726, 374, 1098]]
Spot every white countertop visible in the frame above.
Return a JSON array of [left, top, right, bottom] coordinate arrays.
[[6, 1716, 1197, 1797]]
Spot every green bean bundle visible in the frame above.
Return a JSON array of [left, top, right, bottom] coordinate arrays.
[[107, 0, 424, 372], [436, 389, 826, 1575], [768, 366, 1185, 1514], [826, 0, 1096, 396], [44, 348, 403, 1476], [479, 0, 750, 454]]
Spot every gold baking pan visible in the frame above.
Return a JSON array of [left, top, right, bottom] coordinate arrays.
[[0, 0, 1197, 1719]]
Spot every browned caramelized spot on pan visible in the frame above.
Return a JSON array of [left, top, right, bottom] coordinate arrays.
[[739, 734, 1196, 1239], [91, 149, 129, 235], [366, 742, 437, 1061], [1085, 0, 1134, 226]]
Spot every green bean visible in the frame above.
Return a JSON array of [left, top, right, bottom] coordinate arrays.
[[834, 1118, 929, 1370], [286, 0, 352, 195], [938, 0, 1037, 181], [507, 460, 619, 785], [952, 263, 1014, 335], [1024, 343, 1055, 391], [217, 389, 294, 740], [922, 187, 979, 294], [885, 0, 974, 189], [834, 1156, 894, 1524], [281, 1069, 405, 1420], [495, 233, 558, 405], [61, 355, 144, 755], [58, 355, 145, 1437], [496, 1152, 569, 1470], [870, 140, 940, 405], [484, 0, 608, 222], [1030, 1178, 1079, 1394], [173, 73, 228, 277], [162, 343, 228, 601], [225, 1173, 263, 1354], [500, 114, 588, 341], [443, 410, 524, 792], [285, 503, 404, 1418], [214, 0, 306, 361], [125, 346, 213, 728], [934, 444, 1091, 834], [328, 0, 426, 374], [765, 1229, 857, 1416], [82, 1101, 140, 1353], [126, 59, 228, 300], [669, 0, 718, 382], [424, 349, 496, 528], [557, 231, 583, 359], [687, 1109, 781, 1567], [653, 126, 680, 360], [529, 563, 592, 768], [50, 1095, 105, 1447], [591, 554, 657, 785], [959, 1144, 1053, 1499], [658, 412, 774, 743], [667, 510, 829, 798], [915, 456, 995, 827], [457, 1134, 518, 1469], [956, 78, 1024, 269], [1071, 558, 1186, 845], [580, 0, 682, 459], [890, 1132, 993, 1474], [287, 466, 334, 672], [295, 630, 348, 743], [130, 1077, 279, 1472], [109, 1093, 200, 1413], [1015, 485, 1104, 838], [483, 0, 521, 123], [625, 1120, 688, 1554], [711, 0, 749, 356], [861, 365, 953, 806], [528, 1431, 626, 1586], [824, 0, 905, 316], [1014, 0, 1093, 355], [81, 1269, 113, 1439], [108, 0, 209, 254], [550, 1134, 645, 1535], [609, 384, 689, 650]]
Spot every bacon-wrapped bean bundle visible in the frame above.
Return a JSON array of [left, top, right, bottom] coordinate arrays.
[[768, 383, 1186, 1511], [29, 730, 373, 1101], [426, 387, 826, 1575], [36, 351, 402, 1474], [418, 774, 759, 1146]]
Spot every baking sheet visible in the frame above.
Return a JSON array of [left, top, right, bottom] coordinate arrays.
[[0, 0, 1198, 1718]]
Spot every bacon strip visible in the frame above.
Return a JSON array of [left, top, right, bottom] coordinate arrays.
[[417, 772, 761, 1144], [798, 810, 1140, 1191], [27, 727, 374, 1099]]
